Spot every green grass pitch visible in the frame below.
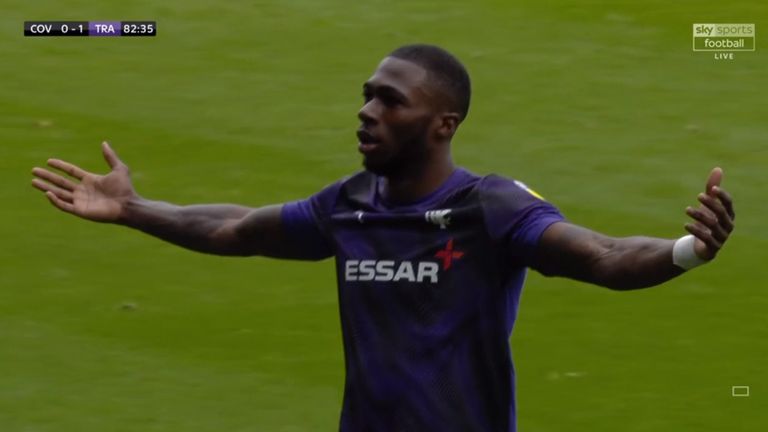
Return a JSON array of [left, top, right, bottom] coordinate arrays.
[[1, 1, 766, 430]]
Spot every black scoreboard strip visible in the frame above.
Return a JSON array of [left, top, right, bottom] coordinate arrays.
[[24, 21, 156, 37]]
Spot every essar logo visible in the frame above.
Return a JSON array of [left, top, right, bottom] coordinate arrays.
[[434, 238, 464, 270], [344, 239, 465, 284]]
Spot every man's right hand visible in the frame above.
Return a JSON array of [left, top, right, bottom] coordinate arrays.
[[32, 141, 137, 223], [31, 141, 323, 259]]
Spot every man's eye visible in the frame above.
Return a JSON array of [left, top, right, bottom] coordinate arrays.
[[381, 95, 400, 106], [362, 93, 372, 102]]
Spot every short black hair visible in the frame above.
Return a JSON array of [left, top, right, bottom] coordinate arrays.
[[389, 44, 471, 122]]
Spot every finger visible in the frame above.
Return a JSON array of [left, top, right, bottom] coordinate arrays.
[[32, 178, 74, 203], [47, 159, 88, 180], [31, 178, 51, 194], [685, 222, 722, 251], [697, 193, 734, 233], [45, 191, 75, 213], [712, 186, 735, 221], [686, 205, 729, 242], [32, 167, 77, 191], [686, 204, 717, 227], [101, 141, 123, 170], [705, 167, 723, 196]]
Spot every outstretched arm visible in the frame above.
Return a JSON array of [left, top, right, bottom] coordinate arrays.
[[32, 142, 308, 258], [118, 200, 295, 257], [531, 168, 735, 290]]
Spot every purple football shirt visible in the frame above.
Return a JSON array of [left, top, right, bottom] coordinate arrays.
[[282, 168, 564, 431]]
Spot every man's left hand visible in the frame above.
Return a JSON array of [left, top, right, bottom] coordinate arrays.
[[685, 167, 735, 260]]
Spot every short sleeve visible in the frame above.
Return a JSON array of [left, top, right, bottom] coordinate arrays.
[[280, 181, 343, 260], [480, 175, 565, 266]]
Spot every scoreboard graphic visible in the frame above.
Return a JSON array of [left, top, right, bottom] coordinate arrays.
[[24, 21, 156, 37]]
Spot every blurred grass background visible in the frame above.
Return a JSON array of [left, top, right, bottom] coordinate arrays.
[[0, 1, 766, 430]]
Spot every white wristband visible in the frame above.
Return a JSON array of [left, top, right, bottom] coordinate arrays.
[[672, 235, 708, 270]]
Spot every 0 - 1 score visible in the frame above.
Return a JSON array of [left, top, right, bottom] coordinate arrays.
[[61, 23, 85, 34]]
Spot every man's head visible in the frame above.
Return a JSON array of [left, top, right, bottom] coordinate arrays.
[[357, 44, 471, 177]]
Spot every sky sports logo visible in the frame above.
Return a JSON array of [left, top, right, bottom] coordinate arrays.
[[692, 23, 755, 52]]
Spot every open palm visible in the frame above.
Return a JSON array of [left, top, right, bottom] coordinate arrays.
[[32, 142, 137, 223]]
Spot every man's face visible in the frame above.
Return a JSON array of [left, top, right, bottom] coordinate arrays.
[[357, 57, 437, 176]]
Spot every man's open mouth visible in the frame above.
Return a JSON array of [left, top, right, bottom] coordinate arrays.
[[357, 129, 380, 153]]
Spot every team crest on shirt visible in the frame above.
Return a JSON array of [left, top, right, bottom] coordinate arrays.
[[425, 209, 452, 229]]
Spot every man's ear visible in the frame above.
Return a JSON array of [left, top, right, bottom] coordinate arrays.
[[434, 113, 461, 140]]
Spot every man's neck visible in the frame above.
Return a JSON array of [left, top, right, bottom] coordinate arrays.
[[379, 158, 456, 204]]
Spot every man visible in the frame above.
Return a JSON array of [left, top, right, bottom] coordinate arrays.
[[32, 44, 734, 431]]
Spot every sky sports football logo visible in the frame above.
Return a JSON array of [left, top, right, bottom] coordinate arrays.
[[693, 23, 755, 60]]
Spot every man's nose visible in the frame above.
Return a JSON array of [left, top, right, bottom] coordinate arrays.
[[358, 100, 378, 125]]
